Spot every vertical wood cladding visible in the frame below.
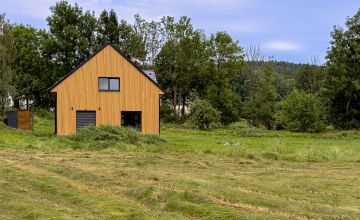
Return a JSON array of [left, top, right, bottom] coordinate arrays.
[[50, 45, 164, 135]]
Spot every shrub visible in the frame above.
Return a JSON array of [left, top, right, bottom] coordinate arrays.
[[279, 89, 326, 132], [160, 102, 176, 123], [206, 84, 242, 125], [68, 125, 166, 148], [188, 100, 220, 129], [36, 108, 55, 119]]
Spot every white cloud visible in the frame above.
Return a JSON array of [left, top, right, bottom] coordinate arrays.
[[264, 41, 300, 51]]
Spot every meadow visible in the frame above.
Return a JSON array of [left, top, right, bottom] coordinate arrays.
[[0, 113, 360, 219]]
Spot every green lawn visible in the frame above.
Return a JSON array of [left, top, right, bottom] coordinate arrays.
[[0, 114, 360, 219]]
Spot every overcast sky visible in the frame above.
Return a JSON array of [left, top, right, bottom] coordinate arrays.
[[1, 0, 359, 64]]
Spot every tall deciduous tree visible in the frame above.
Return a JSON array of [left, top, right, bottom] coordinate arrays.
[[12, 25, 54, 108], [0, 13, 15, 115], [155, 16, 210, 119], [97, 9, 120, 45], [47, 1, 97, 75], [243, 61, 277, 129], [323, 9, 360, 129], [206, 32, 243, 125]]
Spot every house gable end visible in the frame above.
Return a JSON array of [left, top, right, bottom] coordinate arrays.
[[49, 43, 164, 94]]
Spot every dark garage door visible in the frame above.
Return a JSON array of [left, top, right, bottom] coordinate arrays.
[[76, 111, 96, 131]]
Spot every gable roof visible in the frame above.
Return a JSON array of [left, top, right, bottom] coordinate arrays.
[[48, 43, 165, 93]]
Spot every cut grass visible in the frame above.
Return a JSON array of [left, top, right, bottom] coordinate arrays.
[[0, 113, 360, 219]]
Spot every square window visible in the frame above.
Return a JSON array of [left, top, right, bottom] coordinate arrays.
[[109, 78, 120, 91], [99, 78, 108, 90]]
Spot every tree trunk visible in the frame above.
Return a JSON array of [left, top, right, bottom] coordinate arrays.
[[346, 94, 352, 125], [181, 94, 186, 117], [173, 88, 177, 120], [14, 98, 19, 109]]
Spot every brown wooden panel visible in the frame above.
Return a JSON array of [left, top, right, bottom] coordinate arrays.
[[17, 110, 33, 130], [51, 45, 164, 135]]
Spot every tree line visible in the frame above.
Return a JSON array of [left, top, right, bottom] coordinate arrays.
[[0, 1, 359, 131]]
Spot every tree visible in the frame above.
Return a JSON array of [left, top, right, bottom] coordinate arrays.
[[323, 9, 360, 129], [119, 14, 156, 66], [188, 100, 220, 129], [279, 90, 326, 132], [206, 32, 243, 125], [97, 9, 120, 45], [11, 25, 54, 108], [145, 20, 162, 67], [295, 64, 325, 94], [0, 13, 15, 115], [243, 61, 277, 129], [47, 1, 97, 75], [155, 16, 210, 120]]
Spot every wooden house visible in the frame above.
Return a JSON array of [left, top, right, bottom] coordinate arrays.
[[48, 43, 165, 135]]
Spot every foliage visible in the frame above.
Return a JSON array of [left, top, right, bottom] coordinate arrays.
[[295, 65, 325, 94], [155, 16, 210, 119], [206, 32, 243, 125], [279, 90, 326, 132], [97, 9, 120, 45], [243, 62, 277, 129], [11, 25, 54, 108], [322, 9, 360, 129], [47, 1, 98, 74], [188, 100, 220, 129], [2, 1, 360, 132], [0, 14, 15, 115], [160, 102, 176, 123], [206, 83, 241, 125]]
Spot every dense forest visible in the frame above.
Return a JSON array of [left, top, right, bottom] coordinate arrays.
[[0, 1, 359, 131]]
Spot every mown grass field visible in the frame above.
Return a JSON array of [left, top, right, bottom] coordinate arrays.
[[1, 113, 360, 219]]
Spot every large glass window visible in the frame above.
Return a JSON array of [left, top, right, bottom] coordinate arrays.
[[98, 77, 120, 91]]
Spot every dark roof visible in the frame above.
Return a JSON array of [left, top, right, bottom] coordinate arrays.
[[143, 70, 158, 83], [48, 43, 165, 93]]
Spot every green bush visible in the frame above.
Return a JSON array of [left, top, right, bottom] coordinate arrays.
[[36, 109, 55, 119], [160, 102, 176, 123], [68, 125, 166, 147], [188, 100, 220, 129], [279, 89, 326, 132]]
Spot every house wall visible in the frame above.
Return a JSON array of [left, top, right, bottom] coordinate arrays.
[[51, 45, 163, 135]]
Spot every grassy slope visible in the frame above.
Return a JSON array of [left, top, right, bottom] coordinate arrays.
[[0, 115, 360, 219]]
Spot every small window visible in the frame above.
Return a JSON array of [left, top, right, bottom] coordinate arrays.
[[98, 77, 120, 91], [109, 78, 120, 91]]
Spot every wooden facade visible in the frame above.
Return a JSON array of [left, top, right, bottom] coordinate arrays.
[[49, 44, 164, 135], [17, 110, 34, 130]]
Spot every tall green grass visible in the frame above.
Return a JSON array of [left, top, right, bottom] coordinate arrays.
[[67, 125, 166, 149]]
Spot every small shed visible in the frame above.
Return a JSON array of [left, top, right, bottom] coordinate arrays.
[[6, 110, 34, 130]]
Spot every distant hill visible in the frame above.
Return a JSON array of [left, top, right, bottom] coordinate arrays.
[[245, 61, 307, 79]]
